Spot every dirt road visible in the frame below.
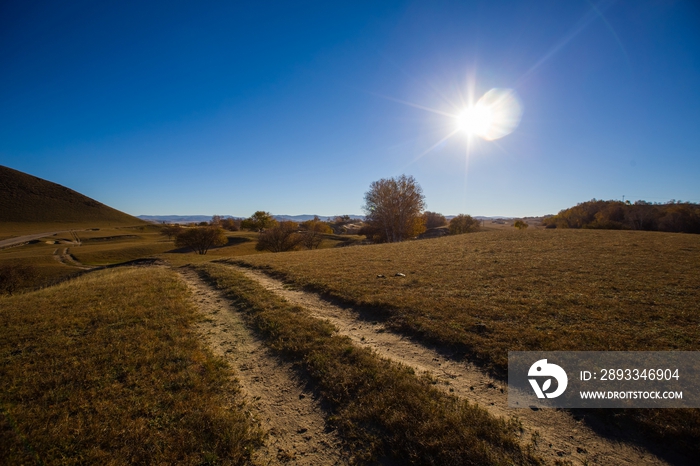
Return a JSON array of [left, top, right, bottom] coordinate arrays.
[[178, 267, 348, 465], [0, 230, 67, 249]]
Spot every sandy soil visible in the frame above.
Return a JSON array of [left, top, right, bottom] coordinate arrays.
[[178, 267, 348, 466], [229, 265, 668, 466]]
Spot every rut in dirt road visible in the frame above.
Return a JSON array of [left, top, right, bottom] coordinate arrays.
[[226, 263, 668, 466], [53, 247, 91, 270], [177, 267, 347, 466]]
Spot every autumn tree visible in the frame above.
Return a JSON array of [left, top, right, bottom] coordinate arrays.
[[255, 221, 303, 252], [448, 214, 480, 235], [160, 224, 182, 240], [175, 226, 228, 255], [422, 211, 447, 229], [300, 216, 333, 249], [219, 217, 239, 231], [241, 211, 278, 231], [362, 175, 426, 243], [542, 199, 700, 233], [513, 220, 529, 230]]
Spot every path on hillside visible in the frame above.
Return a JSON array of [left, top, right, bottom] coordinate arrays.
[[0, 230, 67, 249], [177, 267, 347, 466], [227, 264, 668, 466], [52, 247, 92, 270]]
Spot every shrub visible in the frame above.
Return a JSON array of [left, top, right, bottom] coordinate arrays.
[[0, 264, 37, 295], [160, 224, 182, 240], [448, 214, 480, 235], [175, 227, 228, 255], [513, 220, 528, 230], [255, 221, 303, 252], [299, 217, 332, 249], [422, 211, 447, 229]]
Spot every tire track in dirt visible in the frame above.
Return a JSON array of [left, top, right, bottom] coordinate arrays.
[[229, 265, 668, 466], [52, 247, 92, 270], [177, 267, 348, 466]]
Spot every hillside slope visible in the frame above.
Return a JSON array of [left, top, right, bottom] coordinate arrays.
[[0, 165, 146, 234]]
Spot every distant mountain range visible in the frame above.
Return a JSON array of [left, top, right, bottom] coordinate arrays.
[[138, 214, 519, 224], [137, 214, 365, 224]]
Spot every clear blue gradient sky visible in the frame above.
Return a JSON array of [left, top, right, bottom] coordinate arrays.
[[1, 0, 699, 217]]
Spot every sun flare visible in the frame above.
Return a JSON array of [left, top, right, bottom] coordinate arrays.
[[455, 88, 523, 141]]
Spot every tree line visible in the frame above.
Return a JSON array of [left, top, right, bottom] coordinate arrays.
[[543, 199, 700, 234], [162, 175, 483, 254]]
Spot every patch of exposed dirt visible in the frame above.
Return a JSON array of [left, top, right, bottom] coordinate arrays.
[[230, 265, 668, 466], [177, 267, 347, 466], [53, 247, 92, 270]]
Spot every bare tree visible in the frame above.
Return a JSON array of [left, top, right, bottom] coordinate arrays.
[[363, 175, 426, 243], [175, 227, 228, 254], [255, 221, 303, 252]]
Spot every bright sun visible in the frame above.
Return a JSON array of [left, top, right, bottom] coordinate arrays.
[[454, 88, 523, 141], [456, 104, 494, 137]]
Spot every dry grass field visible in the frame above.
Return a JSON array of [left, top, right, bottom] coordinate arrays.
[[0, 266, 262, 464], [232, 228, 700, 457], [3, 217, 698, 463], [234, 229, 700, 366]]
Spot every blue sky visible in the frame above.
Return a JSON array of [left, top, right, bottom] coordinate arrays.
[[1, 0, 699, 217]]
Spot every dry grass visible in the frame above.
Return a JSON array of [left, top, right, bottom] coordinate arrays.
[[233, 229, 700, 460], [72, 242, 174, 266], [0, 241, 81, 290], [196, 262, 541, 465], [0, 266, 262, 464], [0, 227, 171, 291]]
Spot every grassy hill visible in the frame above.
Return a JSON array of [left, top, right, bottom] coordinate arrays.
[[0, 165, 146, 236]]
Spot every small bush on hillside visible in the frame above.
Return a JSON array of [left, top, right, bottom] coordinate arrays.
[[0, 264, 37, 295], [449, 214, 480, 235], [255, 221, 303, 252], [175, 227, 227, 255], [513, 220, 528, 230]]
